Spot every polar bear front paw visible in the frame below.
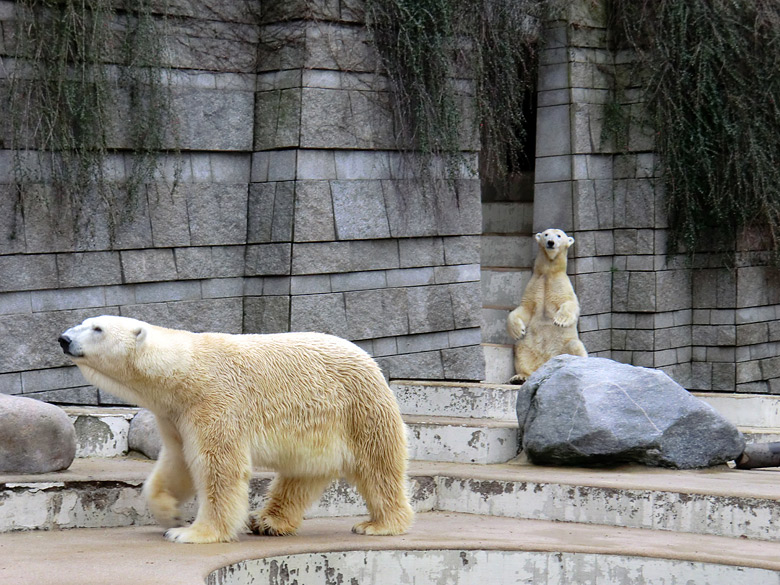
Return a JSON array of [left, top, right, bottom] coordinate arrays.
[[351, 520, 403, 536], [164, 525, 230, 544], [248, 510, 298, 536], [553, 307, 578, 328], [507, 317, 526, 340]]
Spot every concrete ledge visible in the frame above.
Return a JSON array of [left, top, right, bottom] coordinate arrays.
[[1, 513, 780, 585], [3, 458, 780, 542]]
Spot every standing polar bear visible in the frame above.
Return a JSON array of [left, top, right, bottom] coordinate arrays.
[[507, 228, 587, 384], [58, 316, 413, 543]]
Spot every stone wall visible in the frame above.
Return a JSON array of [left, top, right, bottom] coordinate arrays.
[[533, 2, 780, 394], [0, 0, 484, 405]]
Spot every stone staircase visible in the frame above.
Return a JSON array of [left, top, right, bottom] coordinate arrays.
[[480, 201, 535, 383], [2, 383, 780, 584]]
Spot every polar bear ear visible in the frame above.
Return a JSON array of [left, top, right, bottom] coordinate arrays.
[[134, 325, 147, 345], [568, 236, 575, 246], [535, 232, 543, 242]]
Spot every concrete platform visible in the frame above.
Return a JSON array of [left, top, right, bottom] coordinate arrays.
[[3, 458, 780, 541], [1, 512, 780, 585]]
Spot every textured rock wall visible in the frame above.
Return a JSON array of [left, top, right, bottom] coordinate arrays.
[[533, 2, 780, 393], [0, 0, 484, 405]]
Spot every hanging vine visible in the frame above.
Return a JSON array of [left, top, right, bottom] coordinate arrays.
[[608, 0, 780, 260], [9, 0, 177, 242], [364, 0, 555, 179]]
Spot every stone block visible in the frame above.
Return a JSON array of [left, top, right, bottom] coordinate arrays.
[[442, 345, 485, 381], [626, 271, 656, 312], [536, 155, 572, 183], [293, 181, 336, 242], [376, 351, 445, 381], [243, 296, 290, 334], [396, 332, 450, 354], [301, 88, 394, 149], [537, 63, 569, 93], [0, 292, 32, 316], [187, 184, 248, 246], [738, 266, 780, 308], [335, 151, 392, 180], [134, 281, 202, 305], [248, 182, 294, 243], [31, 287, 106, 313], [345, 288, 409, 339], [290, 292, 348, 337], [449, 281, 482, 329], [737, 361, 762, 384], [245, 243, 292, 276], [0, 185, 24, 255], [532, 181, 573, 232], [23, 386, 99, 405], [331, 180, 391, 240], [0, 372, 22, 395], [304, 22, 377, 72], [535, 105, 571, 157], [120, 249, 176, 283], [171, 87, 255, 150], [56, 252, 122, 289], [202, 278, 245, 299], [406, 285, 455, 334], [443, 236, 480, 265], [385, 268, 435, 288], [0, 254, 58, 292], [290, 274, 332, 295], [292, 240, 398, 274], [104, 285, 136, 306], [174, 246, 246, 279], [121, 298, 243, 334], [381, 180, 438, 238], [254, 88, 301, 150], [267, 150, 298, 182], [330, 271, 386, 292], [574, 271, 612, 314], [433, 264, 479, 285], [296, 150, 337, 180], [656, 270, 692, 312]]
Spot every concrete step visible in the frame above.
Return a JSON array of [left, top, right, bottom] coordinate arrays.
[[64, 406, 521, 465], [3, 458, 780, 543], [480, 267, 530, 309], [694, 392, 780, 429], [392, 380, 519, 421], [481, 343, 515, 384], [482, 201, 534, 234], [3, 512, 780, 585]]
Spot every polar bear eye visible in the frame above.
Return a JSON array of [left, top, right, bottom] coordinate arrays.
[[93, 326, 103, 333]]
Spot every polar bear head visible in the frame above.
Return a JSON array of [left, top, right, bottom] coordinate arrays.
[[535, 228, 574, 260], [59, 315, 149, 376]]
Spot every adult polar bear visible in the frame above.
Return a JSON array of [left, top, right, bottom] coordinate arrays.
[[58, 316, 413, 543], [507, 228, 587, 383]]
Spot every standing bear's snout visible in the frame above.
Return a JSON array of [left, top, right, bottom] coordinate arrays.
[[58, 335, 72, 354], [546, 239, 555, 249]]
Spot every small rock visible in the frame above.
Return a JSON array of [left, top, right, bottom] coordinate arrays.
[[128, 409, 162, 459], [516, 355, 745, 469], [0, 394, 76, 473]]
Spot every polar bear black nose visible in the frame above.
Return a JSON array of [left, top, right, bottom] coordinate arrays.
[[546, 240, 555, 248], [58, 335, 72, 354]]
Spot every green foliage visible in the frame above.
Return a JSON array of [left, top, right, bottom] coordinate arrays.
[[9, 0, 176, 240], [364, 0, 552, 177], [608, 0, 780, 259]]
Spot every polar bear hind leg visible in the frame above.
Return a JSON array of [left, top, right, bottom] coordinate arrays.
[[349, 440, 414, 535], [564, 338, 588, 357], [250, 475, 334, 536]]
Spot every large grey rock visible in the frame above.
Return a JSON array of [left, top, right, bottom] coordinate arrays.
[[0, 394, 76, 473], [516, 355, 745, 469], [128, 409, 162, 460]]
